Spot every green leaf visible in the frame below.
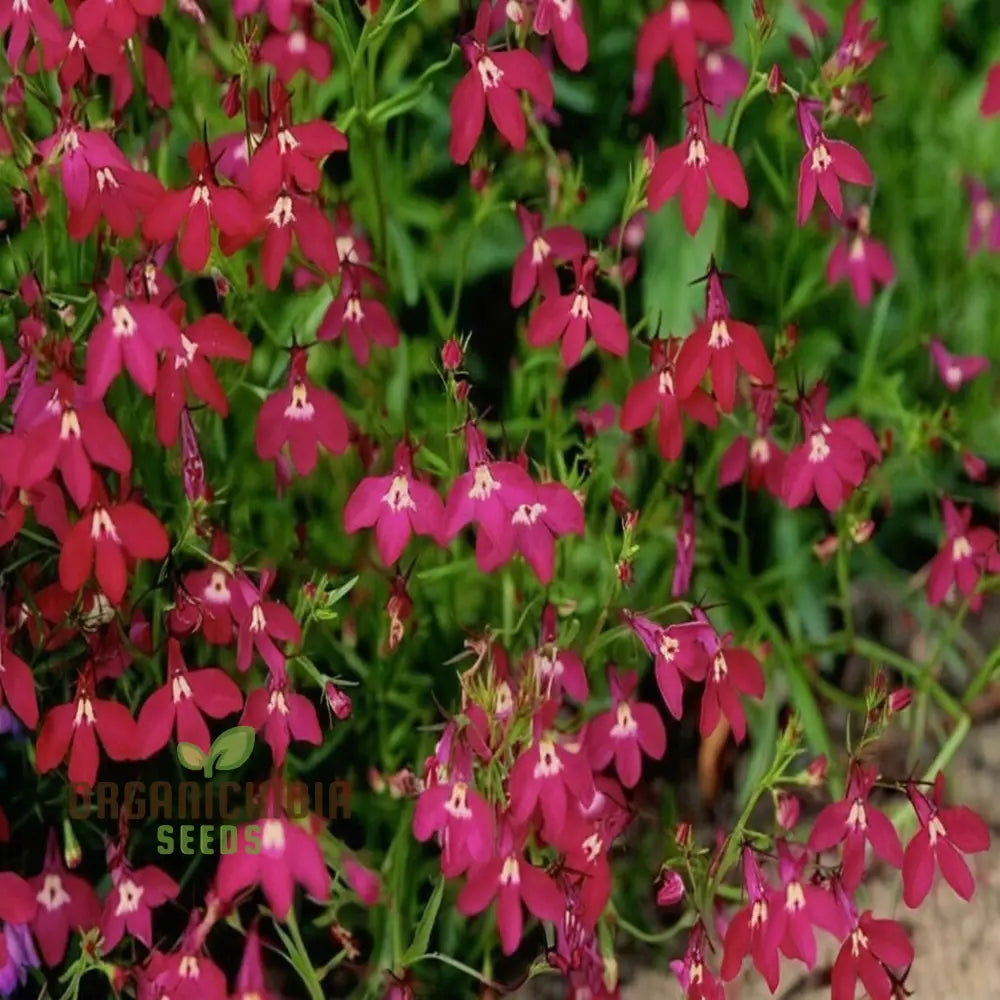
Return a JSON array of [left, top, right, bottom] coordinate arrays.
[[206, 726, 256, 776], [387, 218, 420, 307], [176, 742, 207, 771], [401, 875, 445, 965]]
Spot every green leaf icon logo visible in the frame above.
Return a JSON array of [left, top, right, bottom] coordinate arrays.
[[176, 743, 207, 771], [204, 726, 255, 777]]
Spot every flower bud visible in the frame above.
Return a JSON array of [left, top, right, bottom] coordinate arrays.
[[850, 518, 875, 544], [222, 76, 242, 118], [889, 688, 913, 713], [325, 681, 352, 720], [505, 0, 525, 24], [656, 868, 685, 906], [616, 559, 634, 588], [331, 922, 361, 959], [674, 821, 693, 848], [441, 338, 463, 371], [813, 534, 839, 563], [454, 379, 470, 403], [806, 754, 828, 786], [963, 452, 988, 482], [767, 63, 783, 95], [62, 818, 82, 869], [775, 791, 800, 831], [610, 486, 632, 518]]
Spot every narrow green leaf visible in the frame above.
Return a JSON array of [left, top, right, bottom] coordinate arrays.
[[401, 876, 445, 965]]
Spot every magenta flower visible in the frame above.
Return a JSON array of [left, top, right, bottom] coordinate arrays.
[[456, 825, 565, 955], [86, 259, 183, 400], [342, 857, 381, 907], [215, 805, 330, 919], [698, 49, 747, 113], [0, 625, 37, 730], [648, 103, 748, 236], [449, 2, 554, 164], [719, 385, 786, 496], [624, 610, 710, 720], [73, 0, 162, 46], [808, 763, 903, 890], [929, 338, 989, 392], [533, 0, 588, 72], [143, 145, 255, 272], [248, 117, 348, 203], [258, 189, 340, 289], [260, 28, 332, 83], [635, 0, 733, 88], [508, 702, 595, 837], [671, 923, 725, 1000], [413, 776, 494, 877], [510, 204, 586, 307], [155, 314, 251, 447], [475, 480, 584, 584], [181, 553, 236, 646], [767, 841, 846, 971], [697, 625, 765, 743], [136, 638, 243, 757], [675, 265, 773, 413], [255, 348, 350, 476], [926, 498, 999, 609], [620, 338, 718, 461], [232, 924, 276, 1000], [231, 570, 302, 677], [965, 180, 1000, 255], [13, 369, 132, 509], [829, 0, 884, 75], [317, 267, 400, 366], [344, 442, 446, 565], [141, 940, 228, 1000], [0, 873, 36, 967], [796, 100, 873, 225], [58, 488, 169, 604], [781, 382, 881, 511], [526, 256, 629, 367], [721, 848, 781, 990], [826, 205, 895, 306], [0, 0, 62, 65], [29, 832, 100, 966], [240, 672, 321, 764], [443, 424, 537, 546], [830, 908, 912, 1000], [99, 862, 179, 949], [902, 772, 990, 908], [586, 667, 666, 788], [36, 670, 138, 785], [530, 604, 589, 702]]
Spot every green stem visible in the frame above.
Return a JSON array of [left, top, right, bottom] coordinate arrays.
[[284, 908, 325, 1000]]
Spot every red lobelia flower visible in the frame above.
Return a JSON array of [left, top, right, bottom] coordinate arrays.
[[902, 772, 990, 908], [675, 263, 773, 413], [73, 0, 162, 47], [718, 384, 785, 496], [808, 763, 902, 891], [136, 638, 243, 757], [925, 497, 999, 609], [232, 923, 276, 1000], [231, 569, 302, 678], [214, 795, 330, 919], [255, 348, 350, 476], [36, 668, 138, 785], [58, 482, 169, 604], [635, 0, 732, 89], [982, 62, 1000, 118], [143, 144, 255, 272], [14, 370, 131, 509], [929, 337, 989, 391], [671, 922, 725, 1000], [317, 266, 400, 364], [240, 672, 320, 765], [0, 621, 38, 729], [456, 822, 565, 955], [647, 101, 748, 236], [830, 905, 912, 1000], [526, 256, 629, 367], [260, 26, 333, 83], [0, 871, 36, 968], [826, 205, 895, 306], [1, 0, 62, 66], [510, 204, 586, 308], [100, 860, 179, 950], [695, 615, 765, 743], [413, 776, 494, 878], [586, 666, 666, 788], [257, 188, 340, 288], [620, 337, 718, 461], [533, 0, 588, 72], [344, 441, 446, 566], [529, 604, 589, 702], [796, 99, 872, 225], [721, 847, 781, 991], [449, 1, 554, 164], [781, 382, 881, 512], [29, 831, 100, 966], [155, 314, 251, 446]]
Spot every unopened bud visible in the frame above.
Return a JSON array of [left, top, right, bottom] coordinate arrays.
[[441, 338, 463, 371], [222, 76, 241, 118], [806, 755, 828, 787], [505, 0, 525, 24], [850, 518, 875, 544], [767, 63, 783, 95], [610, 486, 631, 518], [889, 688, 912, 713], [674, 821, 693, 848], [62, 818, 82, 869], [775, 791, 800, 831], [454, 379, 470, 403], [656, 868, 685, 906], [325, 681, 352, 720], [962, 452, 988, 482], [813, 534, 839, 563]]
